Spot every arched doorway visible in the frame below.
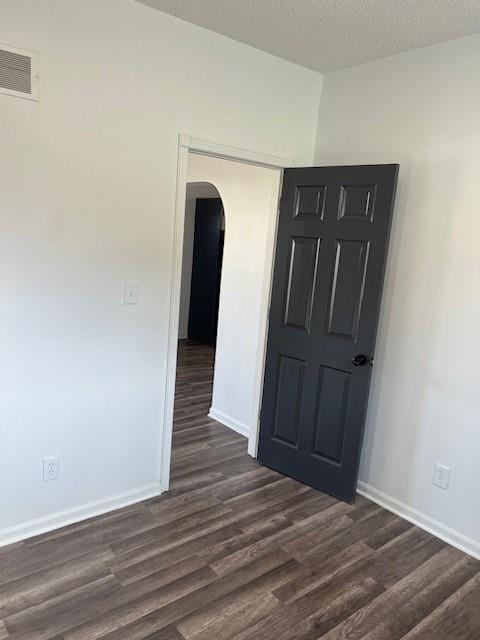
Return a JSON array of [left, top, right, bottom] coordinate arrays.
[[179, 181, 225, 347]]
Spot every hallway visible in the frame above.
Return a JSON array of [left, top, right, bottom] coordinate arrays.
[[170, 340, 251, 495]]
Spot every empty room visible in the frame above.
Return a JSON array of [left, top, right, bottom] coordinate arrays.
[[0, 1, 479, 638]]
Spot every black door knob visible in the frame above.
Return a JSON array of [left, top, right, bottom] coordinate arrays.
[[352, 354, 369, 367]]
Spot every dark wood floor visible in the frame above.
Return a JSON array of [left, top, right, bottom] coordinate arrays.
[[1, 341, 479, 639]]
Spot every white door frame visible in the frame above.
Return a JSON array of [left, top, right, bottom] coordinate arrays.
[[160, 134, 292, 492]]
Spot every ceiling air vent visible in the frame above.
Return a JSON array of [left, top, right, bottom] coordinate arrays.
[[0, 44, 39, 101]]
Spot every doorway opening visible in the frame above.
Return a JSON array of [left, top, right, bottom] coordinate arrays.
[[163, 141, 285, 492], [179, 182, 225, 348], [171, 182, 227, 492]]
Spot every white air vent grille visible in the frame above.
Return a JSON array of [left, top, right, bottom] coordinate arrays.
[[0, 44, 38, 101]]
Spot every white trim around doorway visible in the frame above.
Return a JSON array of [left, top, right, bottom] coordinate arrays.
[[160, 134, 291, 492]]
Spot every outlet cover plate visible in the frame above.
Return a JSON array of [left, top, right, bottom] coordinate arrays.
[[433, 462, 451, 490], [43, 455, 59, 481]]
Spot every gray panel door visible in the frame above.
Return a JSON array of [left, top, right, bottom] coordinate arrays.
[[258, 165, 399, 502]]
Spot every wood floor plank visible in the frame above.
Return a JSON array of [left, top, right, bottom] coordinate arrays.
[[199, 515, 292, 566], [230, 567, 384, 640], [0, 340, 478, 640], [176, 559, 305, 640], [92, 621, 185, 640], [60, 566, 217, 640], [185, 593, 279, 640], [273, 541, 375, 605], [5, 574, 121, 639], [0, 549, 114, 618], [366, 526, 447, 588], [64, 551, 299, 639], [360, 554, 480, 639], [316, 546, 468, 639], [399, 571, 480, 640], [109, 523, 242, 580]]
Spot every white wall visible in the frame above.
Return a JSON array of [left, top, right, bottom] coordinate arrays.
[[178, 182, 221, 339], [315, 34, 480, 556], [0, 0, 322, 541], [187, 154, 281, 438]]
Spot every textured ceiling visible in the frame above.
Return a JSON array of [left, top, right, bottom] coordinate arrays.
[[136, 0, 480, 72]]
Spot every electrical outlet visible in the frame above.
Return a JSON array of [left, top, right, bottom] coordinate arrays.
[[43, 455, 59, 482], [433, 462, 451, 490]]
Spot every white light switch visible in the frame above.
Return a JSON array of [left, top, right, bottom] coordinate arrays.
[[124, 280, 139, 305]]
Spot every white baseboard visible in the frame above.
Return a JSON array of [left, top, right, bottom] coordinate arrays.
[[357, 481, 480, 561], [208, 407, 250, 438], [0, 483, 163, 548]]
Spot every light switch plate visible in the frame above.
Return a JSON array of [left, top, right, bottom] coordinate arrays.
[[124, 280, 139, 305]]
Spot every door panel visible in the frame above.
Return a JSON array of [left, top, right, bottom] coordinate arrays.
[[294, 186, 326, 218], [258, 165, 399, 502], [327, 239, 369, 341], [284, 237, 320, 331], [312, 365, 351, 463], [272, 355, 305, 447], [338, 185, 376, 220]]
